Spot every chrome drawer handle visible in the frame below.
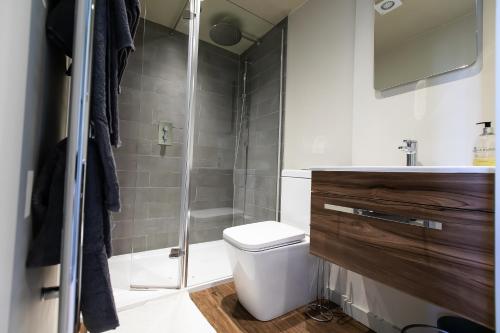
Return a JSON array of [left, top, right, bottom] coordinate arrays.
[[323, 204, 443, 231]]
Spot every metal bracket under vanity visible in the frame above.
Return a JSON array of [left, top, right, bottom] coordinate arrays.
[[309, 168, 494, 329]]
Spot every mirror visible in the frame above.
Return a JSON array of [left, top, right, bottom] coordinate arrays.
[[374, 0, 480, 91]]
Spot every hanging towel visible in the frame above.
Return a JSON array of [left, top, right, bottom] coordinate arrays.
[[27, 139, 118, 332], [46, 0, 141, 212], [80, 139, 117, 332], [91, 0, 121, 212], [121, 0, 141, 84], [109, 0, 141, 147], [45, 0, 74, 57], [39, 1, 141, 331]]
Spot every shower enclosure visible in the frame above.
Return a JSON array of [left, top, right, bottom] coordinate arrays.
[[110, 0, 287, 291]]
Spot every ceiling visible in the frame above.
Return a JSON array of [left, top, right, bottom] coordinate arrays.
[[375, 0, 475, 54], [142, 0, 308, 54]]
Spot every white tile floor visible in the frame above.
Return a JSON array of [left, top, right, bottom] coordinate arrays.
[[128, 240, 232, 289], [107, 240, 232, 332], [112, 291, 215, 333]]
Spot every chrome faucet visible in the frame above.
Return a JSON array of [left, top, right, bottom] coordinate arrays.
[[398, 139, 417, 166]]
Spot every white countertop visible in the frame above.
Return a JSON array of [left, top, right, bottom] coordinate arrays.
[[307, 166, 495, 173]]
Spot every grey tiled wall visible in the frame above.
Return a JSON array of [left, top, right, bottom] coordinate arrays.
[[233, 21, 287, 225], [111, 18, 287, 255], [111, 20, 239, 255]]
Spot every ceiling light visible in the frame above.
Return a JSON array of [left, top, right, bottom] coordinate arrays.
[[381, 1, 395, 10], [375, 0, 402, 15]]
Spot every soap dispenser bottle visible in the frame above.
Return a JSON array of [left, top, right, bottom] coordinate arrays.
[[473, 122, 495, 166]]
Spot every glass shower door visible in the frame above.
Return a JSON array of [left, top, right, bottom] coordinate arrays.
[[186, 1, 286, 287], [115, 0, 285, 290], [121, 0, 202, 289]]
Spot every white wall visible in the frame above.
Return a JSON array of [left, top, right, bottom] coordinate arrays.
[[284, 0, 495, 331], [330, 266, 449, 331], [0, 0, 68, 332], [352, 0, 495, 166], [283, 0, 356, 169]]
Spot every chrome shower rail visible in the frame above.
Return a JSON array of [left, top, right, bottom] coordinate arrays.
[[58, 0, 95, 332], [275, 27, 285, 222]]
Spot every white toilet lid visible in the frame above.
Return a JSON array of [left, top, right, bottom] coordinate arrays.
[[223, 221, 305, 252]]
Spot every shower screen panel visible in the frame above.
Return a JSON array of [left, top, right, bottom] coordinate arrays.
[[186, 2, 287, 287], [110, 0, 202, 289], [112, 0, 285, 289]]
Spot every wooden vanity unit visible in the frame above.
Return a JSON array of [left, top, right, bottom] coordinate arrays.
[[309, 167, 494, 328]]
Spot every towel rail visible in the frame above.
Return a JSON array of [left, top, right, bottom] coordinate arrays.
[[58, 0, 95, 332]]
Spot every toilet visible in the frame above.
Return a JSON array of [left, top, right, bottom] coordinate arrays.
[[223, 170, 315, 321]]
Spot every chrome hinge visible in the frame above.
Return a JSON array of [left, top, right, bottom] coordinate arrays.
[[169, 248, 184, 258]]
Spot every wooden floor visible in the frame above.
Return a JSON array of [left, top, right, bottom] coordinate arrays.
[[190, 282, 374, 333]]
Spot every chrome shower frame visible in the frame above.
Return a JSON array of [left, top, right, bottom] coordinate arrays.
[[178, 0, 201, 289], [275, 27, 285, 222]]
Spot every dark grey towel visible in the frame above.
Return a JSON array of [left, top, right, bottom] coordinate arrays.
[[109, 0, 141, 147], [41, 1, 141, 331], [46, 0, 141, 211], [27, 140, 66, 267], [91, 0, 121, 212], [46, 0, 74, 57], [27, 139, 118, 332], [46, 0, 119, 211], [121, 0, 141, 84], [80, 140, 118, 332]]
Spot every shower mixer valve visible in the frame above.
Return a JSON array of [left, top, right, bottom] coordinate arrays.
[[158, 121, 173, 146]]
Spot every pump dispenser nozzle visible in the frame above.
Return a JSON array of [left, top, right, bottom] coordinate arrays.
[[473, 121, 495, 166], [476, 122, 494, 135]]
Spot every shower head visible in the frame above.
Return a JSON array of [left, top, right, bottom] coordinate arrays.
[[209, 22, 242, 46]]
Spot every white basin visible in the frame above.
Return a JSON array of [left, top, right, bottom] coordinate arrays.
[[308, 166, 495, 173]]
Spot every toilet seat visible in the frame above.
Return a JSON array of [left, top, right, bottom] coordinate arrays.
[[223, 221, 305, 252]]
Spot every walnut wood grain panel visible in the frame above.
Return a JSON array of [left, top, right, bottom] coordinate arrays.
[[312, 171, 494, 212], [310, 172, 494, 328]]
